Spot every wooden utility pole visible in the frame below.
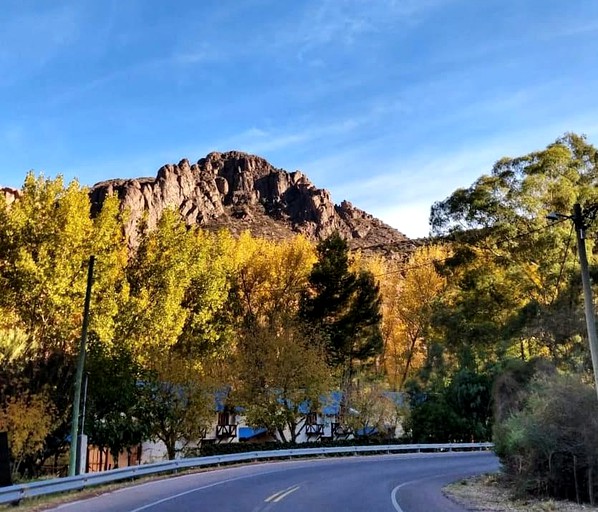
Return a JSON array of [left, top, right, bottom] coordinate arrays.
[[572, 204, 598, 399]]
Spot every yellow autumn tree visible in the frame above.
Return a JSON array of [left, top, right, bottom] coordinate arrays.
[[0, 392, 56, 478], [382, 245, 448, 390], [229, 232, 316, 326], [118, 212, 234, 362], [233, 317, 331, 443]]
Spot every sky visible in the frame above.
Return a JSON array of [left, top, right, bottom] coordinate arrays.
[[1, 1, 598, 238]]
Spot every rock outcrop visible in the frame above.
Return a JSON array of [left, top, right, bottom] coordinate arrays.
[[1, 187, 20, 205], [90, 151, 415, 256]]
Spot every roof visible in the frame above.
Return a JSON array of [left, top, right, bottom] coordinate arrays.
[[322, 390, 343, 416], [238, 427, 268, 440], [355, 426, 378, 437]]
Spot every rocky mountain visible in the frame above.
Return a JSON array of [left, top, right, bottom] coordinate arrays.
[[1, 187, 20, 205], [90, 151, 415, 258]]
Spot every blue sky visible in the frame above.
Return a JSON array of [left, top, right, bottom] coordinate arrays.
[[1, 0, 598, 237]]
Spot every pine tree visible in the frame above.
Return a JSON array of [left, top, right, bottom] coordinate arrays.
[[300, 232, 383, 378]]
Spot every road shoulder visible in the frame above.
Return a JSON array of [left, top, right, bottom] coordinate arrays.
[[444, 474, 598, 511]]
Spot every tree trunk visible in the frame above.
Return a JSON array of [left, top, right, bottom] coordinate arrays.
[[289, 422, 297, 444], [111, 449, 119, 469], [399, 332, 420, 390], [166, 442, 176, 460], [277, 427, 288, 443], [574, 454, 580, 504], [589, 466, 594, 506]]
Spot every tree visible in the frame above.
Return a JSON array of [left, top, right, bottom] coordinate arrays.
[[118, 211, 234, 363], [176, 228, 236, 358], [229, 233, 316, 327], [112, 213, 236, 459], [143, 354, 220, 460], [429, 133, 598, 370], [404, 368, 492, 443], [118, 210, 198, 361], [0, 174, 129, 474], [300, 232, 383, 381], [380, 245, 448, 390], [344, 380, 404, 440], [494, 373, 598, 504], [234, 319, 331, 443], [0, 392, 56, 479], [85, 340, 152, 467]]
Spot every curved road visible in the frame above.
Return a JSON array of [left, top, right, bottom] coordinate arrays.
[[51, 452, 499, 512]]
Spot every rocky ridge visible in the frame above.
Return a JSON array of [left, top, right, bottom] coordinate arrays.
[[90, 151, 415, 257], [2, 152, 416, 258], [1, 187, 20, 205]]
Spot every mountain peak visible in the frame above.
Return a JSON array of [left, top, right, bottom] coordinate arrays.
[[87, 151, 414, 256]]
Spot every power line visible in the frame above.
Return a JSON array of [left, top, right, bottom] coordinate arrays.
[[550, 222, 574, 306], [232, 219, 575, 289], [368, 218, 570, 278]]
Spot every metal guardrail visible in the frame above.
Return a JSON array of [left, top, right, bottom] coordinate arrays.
[[0, 442, 493, 505]]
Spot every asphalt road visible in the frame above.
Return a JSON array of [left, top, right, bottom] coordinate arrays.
[[51, 452, 499, 512]]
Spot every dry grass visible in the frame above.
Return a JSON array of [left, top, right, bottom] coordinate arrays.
[[444, 474, 598, 511]]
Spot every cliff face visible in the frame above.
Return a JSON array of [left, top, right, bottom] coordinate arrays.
[[0, 152, 412, 256], [1, 187, 20, 205], [90, 151, 414, 256]]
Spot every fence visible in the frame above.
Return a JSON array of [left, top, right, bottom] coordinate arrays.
[[0, 442, 493, 505]]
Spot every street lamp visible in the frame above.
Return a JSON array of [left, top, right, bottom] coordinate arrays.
[[547, 203, 598, 399]]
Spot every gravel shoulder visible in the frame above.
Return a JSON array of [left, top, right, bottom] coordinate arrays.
[[444, 474, 598, 512]]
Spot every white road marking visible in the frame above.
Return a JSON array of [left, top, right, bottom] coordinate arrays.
[[128, 469, 286, 512], [265, 484, 301, 503], [390, 471, 456, 512], [390, 480, 409, 512]]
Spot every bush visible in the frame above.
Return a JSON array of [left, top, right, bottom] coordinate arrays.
[[404, 369, 493, 443], [494, 373, 598, 504]]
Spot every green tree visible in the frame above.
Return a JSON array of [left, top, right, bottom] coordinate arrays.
[[300, 232, 383, 381], [404, 368, 492, 443], [234, 319, 331, 443], [430, 133, 598, 370], [143, 354, 219, 460], [85, 340, 152, 467], [494, 373, 598, 504]]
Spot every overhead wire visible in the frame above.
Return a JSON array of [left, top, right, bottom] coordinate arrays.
[[550, 221, 574, 306], [231, 217, 576, 291], [368, 218, 569, 278]]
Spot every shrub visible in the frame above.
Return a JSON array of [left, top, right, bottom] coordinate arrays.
[[494, 373, 598, 504]]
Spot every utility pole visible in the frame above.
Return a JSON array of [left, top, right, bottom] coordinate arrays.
[[68, 256, 95, 477], [572, 204, 598, 399]]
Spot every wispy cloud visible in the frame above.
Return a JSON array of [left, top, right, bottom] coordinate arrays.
[[295, 112, 598, 238], [268, 0, 455, 63], [172, 42, 222, 65], [215, 97, 408, 155]]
